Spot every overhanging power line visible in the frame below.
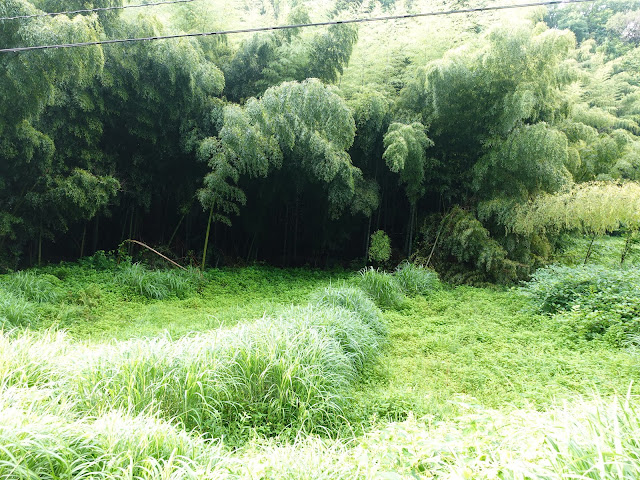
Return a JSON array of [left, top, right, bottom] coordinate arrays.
[[0, 0, 596, 54], [0, 0, 195, 22]]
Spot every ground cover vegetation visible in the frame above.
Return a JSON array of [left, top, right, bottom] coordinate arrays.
[[3, 0, 640, 478], [1, 247, 640, 477]]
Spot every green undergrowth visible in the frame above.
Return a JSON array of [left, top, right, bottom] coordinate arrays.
[[0, 261, 346, 340], [522, 264, 640, 346], [2, 259, 640, 478], [4, 381, 640, 479], [353, 286, 639, 423], [555, 234, 640, 267]]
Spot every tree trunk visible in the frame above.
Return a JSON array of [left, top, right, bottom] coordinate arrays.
[[405, 203, 416, 257], [80, 224, 87, 259], [168, 213, 185, 248], [583, 232, 596, 265], [92, 215, 100, 255], [621, 231, 634, 266], [38, 223, 42, 266], [293, 194, 299, 264], [364, 214, 372, 261], [283, 204, 289, 266], [201, 206, 214, 271]]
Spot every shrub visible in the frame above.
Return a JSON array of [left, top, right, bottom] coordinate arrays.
[[311, 285, 387, 336], [522, 264, 640, 345], [417, 206, 521, 285], [368, 230, 391, 265], [78, 250, 118, 270], [394, 262, 440, 296], [358, 267, 405, 309], [66, 283, 103, 308]]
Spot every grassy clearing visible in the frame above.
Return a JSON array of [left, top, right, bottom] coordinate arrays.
[[354, 286, 639, 423], [0, 263, 345, 340], [2, 245, 640, 478]]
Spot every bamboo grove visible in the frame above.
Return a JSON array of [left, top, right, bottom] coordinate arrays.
[[1, 0, 639, 281]]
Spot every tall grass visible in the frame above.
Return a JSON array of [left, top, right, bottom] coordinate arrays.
[[7, 387, 640, 479], [0, 395, 222, 480], [0, 329, 68, 390], [117, 263, 203, 300], [281, 305, 382, 373], [67, 309, 365, 440], [358, 267, 405, 309], [394, 262, 440, 296], [1, 271, 62, 303], [311, 285, 386, 337], [0, 289, 36, 327]]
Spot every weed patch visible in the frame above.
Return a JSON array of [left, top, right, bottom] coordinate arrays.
[[522, 264, 640, 345]]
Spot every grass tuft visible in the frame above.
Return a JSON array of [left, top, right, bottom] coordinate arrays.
[[358, 267, 406, 309], [1, 271, 62, 303], [281, 304, 382, 373], [311, 285, 387, 337], [0, 289, 37, 327], [116, 263, 203, 300], [394, 261, 440, 296]]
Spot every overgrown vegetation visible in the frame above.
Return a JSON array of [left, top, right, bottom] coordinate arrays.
[[2, 0, 639, 282], [1, 260, 639, 477], [522, 264, 640, 345], [358, 267, 406, 309], [116, 263, 204, 300], [3, 0, 640, 477]]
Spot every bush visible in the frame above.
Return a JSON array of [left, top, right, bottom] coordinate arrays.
[[358, 267, 406, 309], [394, 262, 440, 296], [311, 285, 386, 336], [522, 264, 640, 345], [368, 230, 391, 265], [117, 263, 203, 299], [78, 250, 118, 270]]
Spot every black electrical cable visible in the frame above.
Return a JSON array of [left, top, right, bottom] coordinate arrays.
[[0, 0, 195, 22], [0, 0, 596, 54]]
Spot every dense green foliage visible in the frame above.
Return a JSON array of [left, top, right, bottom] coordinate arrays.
[[367, 229, 391, 265], [522, 263, 640, 345], [1, 0, 638, 282], [4, 1, 640, 473]]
